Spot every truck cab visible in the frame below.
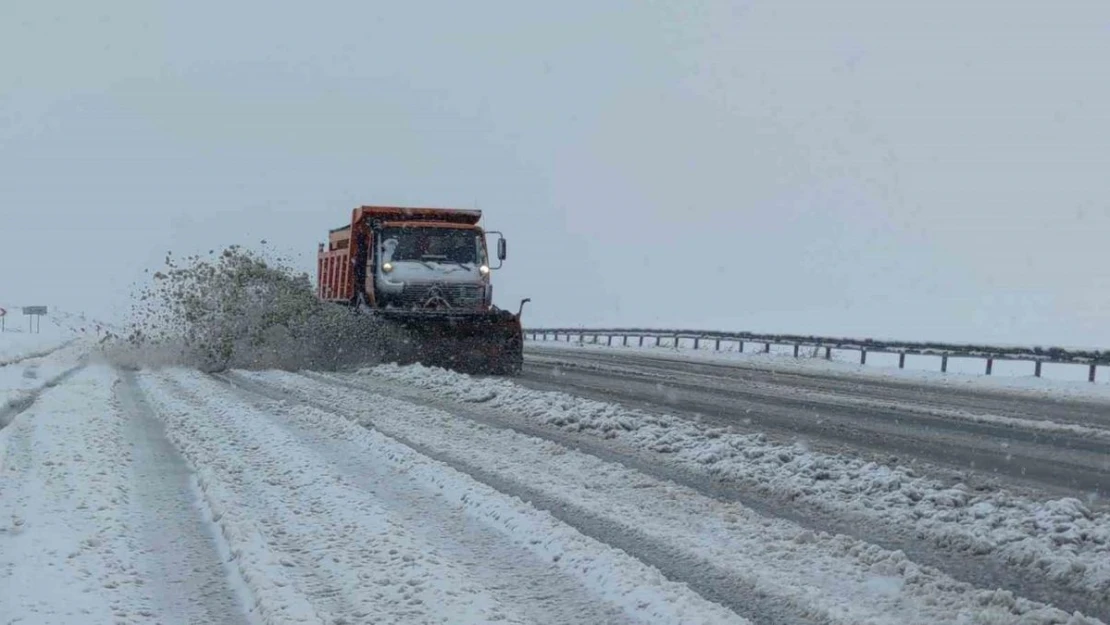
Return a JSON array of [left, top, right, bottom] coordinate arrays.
[[317, 206, 507, 312], [372, 220, 502, 311]]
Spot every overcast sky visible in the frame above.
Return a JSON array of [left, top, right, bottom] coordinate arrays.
[[2, 0, 1108, 347]]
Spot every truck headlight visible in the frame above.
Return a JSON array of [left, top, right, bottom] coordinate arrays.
[[479, 264, 490, 276], [382, 262, 393, 273]]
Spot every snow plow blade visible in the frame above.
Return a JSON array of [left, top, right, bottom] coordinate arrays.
[[365, 308, 524, 376]]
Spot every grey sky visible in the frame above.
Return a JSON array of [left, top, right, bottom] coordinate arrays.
[[2, 1, 1108, 346]]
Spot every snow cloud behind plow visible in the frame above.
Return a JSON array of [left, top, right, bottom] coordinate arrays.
[[102, 246, 390, 372]]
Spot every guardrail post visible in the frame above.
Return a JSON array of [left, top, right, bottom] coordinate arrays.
[[673, 335, 679, 348], [622, 335, 628, 347], [715, 338, 721, 351], [607, 335, 613, 346], [638, 336, 644, 347], [898, 353, 906, 368], [941, 355, 948, 373], [694, 337, 700, 350], [1090, 364, 1097, 383], [825, 346, 831, 360], [793, 344, 799, 358], [985, 358, 993, 375], [739, 341, 744, 353], [764, 342, 771, 353], [1035, 361, 1042, 378], [860, 349, 867, 365]]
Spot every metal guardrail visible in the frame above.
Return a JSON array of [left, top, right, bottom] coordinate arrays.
[[524, 328, 1110, 382]]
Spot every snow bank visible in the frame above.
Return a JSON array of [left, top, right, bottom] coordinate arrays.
[[0, 366, 155, 623], [362, 363, 1110, 599], [551, 349, 1110, 439]]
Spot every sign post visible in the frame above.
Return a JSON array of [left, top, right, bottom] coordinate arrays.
[[22, 306, 47, 334]]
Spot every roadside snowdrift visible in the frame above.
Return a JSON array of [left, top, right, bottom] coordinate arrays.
[[363, 363, 1110, 600]]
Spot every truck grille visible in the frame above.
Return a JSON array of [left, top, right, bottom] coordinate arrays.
[[398, 283, 484, 309]]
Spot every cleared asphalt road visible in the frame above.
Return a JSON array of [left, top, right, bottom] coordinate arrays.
[[521, 346, 1110, 500]]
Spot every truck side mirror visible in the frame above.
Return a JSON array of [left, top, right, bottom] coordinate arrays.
[[497, 238, 507, 261]]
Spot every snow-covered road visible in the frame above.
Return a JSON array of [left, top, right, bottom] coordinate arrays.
[[1, 339, 1107, 624]]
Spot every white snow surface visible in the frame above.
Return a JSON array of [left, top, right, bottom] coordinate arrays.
[[526, 340, 1110, 402], [0, 330, 73, 366], [139, 369, 747, 625], [1, 342, 86, 415], [360, 362, 1110, 600], [0, 366, 155, 623], [241, 368, 1104, 625]]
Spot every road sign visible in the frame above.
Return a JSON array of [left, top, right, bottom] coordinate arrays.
[[21, 306, 47, 333], [0, 307, 6, 317]]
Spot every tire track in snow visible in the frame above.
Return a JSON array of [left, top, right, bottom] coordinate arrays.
[[0, 338, 77, 368], [0, 363, 86, 429], [116, 371, 254, 625], [207, 377, 638, 625], [228, 370, 1104, 625], [142, 369, 740, 625], [215, 372, 795, 624], [0, 366, 153, 623], [297, 369, 1110, 622]]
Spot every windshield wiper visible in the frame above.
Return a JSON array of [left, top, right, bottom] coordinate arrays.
[[418, 255, 473, 269]]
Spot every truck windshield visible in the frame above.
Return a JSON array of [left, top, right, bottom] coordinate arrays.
[[379, 227, 482, 265]]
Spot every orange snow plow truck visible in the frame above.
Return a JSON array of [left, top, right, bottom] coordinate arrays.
[[317, 205, 528, 375]]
